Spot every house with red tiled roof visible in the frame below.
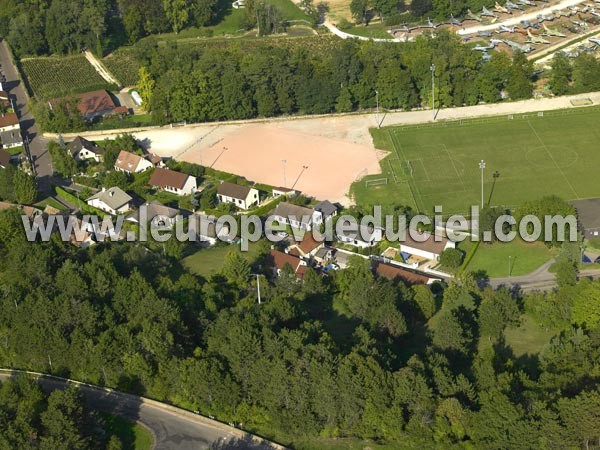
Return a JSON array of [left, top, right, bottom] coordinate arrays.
[[48, 90, 130, 121], [114, 150, 153, 174], [372, 261, 439, 286], [287, 232, 326, 260], [266, 249, 308, 280], [149, 167, 197, 196]]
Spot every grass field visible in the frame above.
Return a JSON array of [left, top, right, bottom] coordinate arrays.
[[21, 55, 112, 99], [182, 242, 263, 278], [504, 314, 555, 357], [354, 107, 600, 215], [461, 239, 555, 277]]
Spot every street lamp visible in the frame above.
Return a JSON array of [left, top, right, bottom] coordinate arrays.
[[479, 160, 486, 208], [430, 64, 436, 121], [292, 165, 308, 189], [375, 90, 380, 128], [281, 159, 287, 187], [256, 273, 261, 305]]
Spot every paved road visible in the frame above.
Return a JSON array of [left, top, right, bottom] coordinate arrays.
[[0, 372, 280, 450], [490, 259, 600, 292], [0, 40, 52, 194]]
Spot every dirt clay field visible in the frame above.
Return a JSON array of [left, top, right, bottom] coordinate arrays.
[[179, 123, 383, 205]]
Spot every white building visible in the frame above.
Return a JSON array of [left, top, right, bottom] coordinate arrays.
[[126, 200, 181, 229], [312, 200, 338, 225], [86, 187, 132, 215], [400, 231, 456, 261], [114, 150, 154, 174], [216, 181, 259, 210], [338, 223, 384, 248], [270, 202, 314, 231], [66, 136, 104, 162], [148, 167, 196, 196]]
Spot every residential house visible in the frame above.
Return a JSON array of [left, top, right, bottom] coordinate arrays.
[[400, 231, 455, 261], [0, 91, 10, 109], [148, 167, 197, 196], [0, 149, 11, 168], [312, 200, 338, 225], [0, 113, 22, 149], [266, 249, 308, 280], [372, 261, 438, 286], [127, 200, 181, 228], [66, 136, 105, 162], [287, 232, 325, 260], [49, 90, 128, 121], [570, 198, 600, 239], [144, 153, 166, 168], [216, 181, 259, 210], [86, 187, 132, 215], [314, 247, 334, 265], [272, 186, 300, 197], [270, 202, 314, 231], [114, 150, 154, 174], [195, 214, 236, 245], [338, 223, 384, 248]]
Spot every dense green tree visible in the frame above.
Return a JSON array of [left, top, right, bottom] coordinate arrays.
[[14, 169, 37, 204], [549, 52, 572, 96], [439, 248, 464, 272]]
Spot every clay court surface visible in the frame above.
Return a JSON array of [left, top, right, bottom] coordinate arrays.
[[179, 123, 383, 204]]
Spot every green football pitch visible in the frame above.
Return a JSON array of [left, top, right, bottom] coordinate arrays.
[[352, 106, 600, 215]]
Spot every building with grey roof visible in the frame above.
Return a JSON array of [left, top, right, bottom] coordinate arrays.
[[86, 187, 132, 215], [270, 201, 315, 231]]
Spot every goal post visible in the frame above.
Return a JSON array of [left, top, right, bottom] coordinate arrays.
[[365, 178, 388, 187]]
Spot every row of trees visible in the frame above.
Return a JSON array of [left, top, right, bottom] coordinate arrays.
[[549, 52, 600, 96], [1, 0, 223, 57], [0, 204, 598, 447], [0, 377, 125, 449], [134, 32, 534, 124]]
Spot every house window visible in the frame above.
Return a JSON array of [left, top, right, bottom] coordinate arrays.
[[594, 231, 599, 236]]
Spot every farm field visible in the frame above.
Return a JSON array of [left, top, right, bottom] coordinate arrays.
[[354, 107, 600, 215], [102, 49, 142, 87], [21, 54, 112, 99]]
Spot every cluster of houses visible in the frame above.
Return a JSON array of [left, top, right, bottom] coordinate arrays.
[[0, 90, 24, 166]]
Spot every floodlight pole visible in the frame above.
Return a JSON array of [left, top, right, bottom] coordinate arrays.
[[430, 64, 435, 121], [375, 90, 380, 128], [479, 160, 486, 208], [281, 159, 287, 187], [256, 274, 261, 305]]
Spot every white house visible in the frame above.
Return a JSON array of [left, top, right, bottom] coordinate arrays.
[[312, 200, 338, 225], [338, 223, 384, 248], [86, 187, 132, 215], [0, 113, 22, 149], [126, 200, 181, 228], [114, 150, 153, 174], [195, 213, 236, 245], [270, 202, 314, 231], [66, 136, 104, 162], [148, 167, 196, 196], [400, 231, 456, 261], [216, 181, 259, 210]]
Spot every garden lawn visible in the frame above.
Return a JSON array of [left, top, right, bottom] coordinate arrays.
[[182, 242, 263, 278], [465, 239, 555, 278]]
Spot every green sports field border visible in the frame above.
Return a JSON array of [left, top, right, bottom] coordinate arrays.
[[389, 105, 600, 133], [387, 129, 425, 213]]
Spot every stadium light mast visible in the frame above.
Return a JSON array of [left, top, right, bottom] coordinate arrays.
[[256, 274, 261, 305], [430, 64, 435, 121], [281, 159, 287, 187], [479, 160, 486, 208], [375, 90, 380, 128]]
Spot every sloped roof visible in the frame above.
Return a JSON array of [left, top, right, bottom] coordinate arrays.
[[0, 113, 18, 129], [313, 200, 337, 217], [0, 129, 22, 147], [401, 231, 449, 255], [373, 261, 432, 286], [66, 136, 104, 157], [267, 249, 301, 271], [0, 149, 11, 168], [75, 90, 116, 117], [217, 181, 252, 200], [86, 187, 132, 210], [296, 232, 324, 254], [115, 150, 143, 172], [271, 202, 314, 225], [149, 167, 191, 190]]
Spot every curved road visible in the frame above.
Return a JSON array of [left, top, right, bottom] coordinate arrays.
[[0, 371, 282, 450]]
